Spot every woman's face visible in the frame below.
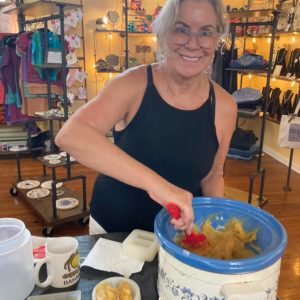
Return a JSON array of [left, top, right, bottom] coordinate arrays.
[[165, 0, 219, 77]]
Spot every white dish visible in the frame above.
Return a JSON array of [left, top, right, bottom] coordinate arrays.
[[92, 277, 141, 300], [9, 145, 28, 152], [60, 152, 76, 161], [43, 154, 61, 161], [41, 180, 63, 190], [60, 151, 67, 157], [27, 188, 50, 199], [56, 197, 79, 210], [48, 159, 61, 165], [17, 180, 40, 190]]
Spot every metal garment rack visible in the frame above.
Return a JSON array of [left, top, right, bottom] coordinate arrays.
[[5, 0, 89, 236], [228, 9, 280, 206]]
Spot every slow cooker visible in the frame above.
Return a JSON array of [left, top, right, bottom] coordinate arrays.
[[154, 197, 287, 300]]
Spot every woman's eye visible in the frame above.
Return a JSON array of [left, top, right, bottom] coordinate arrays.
[[200, 30, 213, 37], [174, 27, 189, 34]]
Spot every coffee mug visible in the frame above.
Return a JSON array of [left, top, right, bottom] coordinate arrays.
[[34, 237, 80, 288]]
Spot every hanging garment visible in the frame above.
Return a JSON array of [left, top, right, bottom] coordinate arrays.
[[31, 29, 61, 81]]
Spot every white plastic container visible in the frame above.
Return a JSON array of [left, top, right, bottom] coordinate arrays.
[[0, 218, 35, 300], [122, 229, 158, 262]]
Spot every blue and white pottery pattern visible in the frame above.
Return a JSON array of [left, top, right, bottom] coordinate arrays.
[[157, 247, 281, 300], [159, 265, 225, 300]]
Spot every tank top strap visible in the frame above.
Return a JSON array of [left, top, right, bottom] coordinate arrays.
[[208, 80, 216, 123], [147, 64, 153, 85]]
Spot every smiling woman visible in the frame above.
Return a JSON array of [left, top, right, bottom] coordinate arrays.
[[152, 0, 227, 63], [55, 0, 237, 236]]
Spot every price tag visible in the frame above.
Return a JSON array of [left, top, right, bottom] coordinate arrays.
[[46, 49, 62, 64]]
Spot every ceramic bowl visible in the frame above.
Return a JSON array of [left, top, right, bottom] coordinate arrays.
[[92, 277, 141, 300]]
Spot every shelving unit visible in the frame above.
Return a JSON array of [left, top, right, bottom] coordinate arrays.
[[228, 9, 280, 206], [94, 0, 158, 79], [228, 26, 300, 192], [94, 30, 155, 70], [4, 0, 89, 236]]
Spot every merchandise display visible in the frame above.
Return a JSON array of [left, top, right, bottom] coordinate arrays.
[[43, 154, 62, 161], [56, 197, 79, 210], [41, 180, 64, 190], [94, 0, 159, 84], [225, 1, 300, 197], [17, 180, 40, 190], [27, 188, 50, 199], [1, 0, 89, 238], [48, 159, 62, 165]]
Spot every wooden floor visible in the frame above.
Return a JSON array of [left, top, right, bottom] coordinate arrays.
[[0, 154, 299, 300]]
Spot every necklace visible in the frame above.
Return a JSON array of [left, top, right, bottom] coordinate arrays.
[[276, 48, 286, 64], [283, 91, 293, 103], [293, 48, 300, 64]]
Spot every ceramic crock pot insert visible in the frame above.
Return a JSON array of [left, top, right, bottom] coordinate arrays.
[[154, 197, 287, 300]]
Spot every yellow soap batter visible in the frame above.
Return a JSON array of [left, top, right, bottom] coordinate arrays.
[[176, 218, 260, 259]]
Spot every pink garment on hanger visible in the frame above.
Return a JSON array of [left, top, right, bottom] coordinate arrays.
[[0, 80, 5, 105]]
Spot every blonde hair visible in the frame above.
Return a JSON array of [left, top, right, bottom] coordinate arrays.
[[152, 0, 228, 62]]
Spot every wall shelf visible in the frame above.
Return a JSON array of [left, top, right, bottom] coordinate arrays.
[[227, 9, 275, 18], [95, 29, 154, 37], [227, 69, 300, 83], [235, 30, 300, 38], [226, 68, 268, 73]]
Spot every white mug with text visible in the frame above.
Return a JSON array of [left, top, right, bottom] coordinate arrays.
[[34, 237, 80, 288]]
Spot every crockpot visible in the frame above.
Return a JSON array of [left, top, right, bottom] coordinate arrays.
[[154, 197, 287, 300]]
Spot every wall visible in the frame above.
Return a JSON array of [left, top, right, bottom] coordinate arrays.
[[0, 6, 18, 33]]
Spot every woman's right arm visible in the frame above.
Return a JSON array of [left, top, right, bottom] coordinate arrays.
[[55, 68, 154, 189], [55, 67, 194, 233]]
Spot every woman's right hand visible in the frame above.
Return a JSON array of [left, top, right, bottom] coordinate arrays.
[[147, 178, 194, 234]]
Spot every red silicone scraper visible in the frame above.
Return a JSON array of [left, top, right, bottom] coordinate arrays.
[[166, 202, 208, 248]]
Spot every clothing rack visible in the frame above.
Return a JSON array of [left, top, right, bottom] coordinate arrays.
[[227, 10, 280, 206], [4, 0, 89, 236]]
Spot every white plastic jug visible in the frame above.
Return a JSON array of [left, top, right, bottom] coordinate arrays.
[[0, 218, 35, 300]]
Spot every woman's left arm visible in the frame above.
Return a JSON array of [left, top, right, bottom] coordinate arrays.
[[201, 84, 237, 197]]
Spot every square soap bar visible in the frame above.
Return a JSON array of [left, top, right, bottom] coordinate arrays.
[[122, 229, 158, 262]]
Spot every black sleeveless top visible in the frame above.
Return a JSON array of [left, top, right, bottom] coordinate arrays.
[[90, 65, 219, 232]]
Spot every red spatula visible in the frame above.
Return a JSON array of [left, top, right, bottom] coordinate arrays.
[[166, 202, 208, 249]]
